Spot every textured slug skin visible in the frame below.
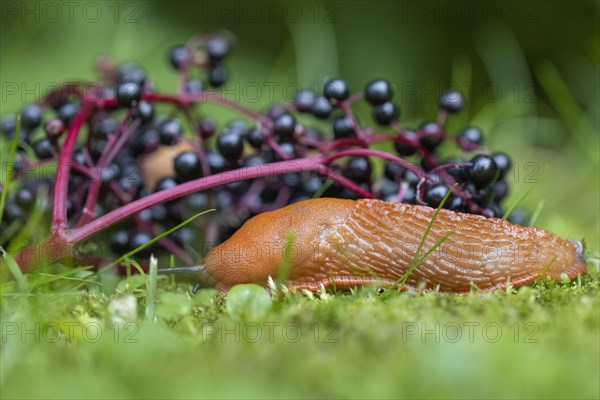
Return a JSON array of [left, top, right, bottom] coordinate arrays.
[[201, 198, 587, 292]]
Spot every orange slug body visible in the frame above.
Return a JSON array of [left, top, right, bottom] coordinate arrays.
[[199, 198, 587, 292]]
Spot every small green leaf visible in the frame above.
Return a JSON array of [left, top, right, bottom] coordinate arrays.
[[156, 292, 193, 319], [226, 284, 272, 321], [116, 275, 146, 293], [193, 288, 218, 305]]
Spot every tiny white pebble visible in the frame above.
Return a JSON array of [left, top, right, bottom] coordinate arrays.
[[108, 294, 138, 324]]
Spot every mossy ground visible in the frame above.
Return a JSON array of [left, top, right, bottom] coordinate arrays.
[[1, 270, 598, 399]]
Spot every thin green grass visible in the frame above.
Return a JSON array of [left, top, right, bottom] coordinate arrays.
[[0, 219, 23, 246], [313, 179, 333, 199], [539, 255, 558, 277], [529, 198, 546, 227], [0, 116, 20, 222], [0, 247, 28, 293], [145, 255, 158, 319], [502, 166, 548, 220], [5, 186, 49, 256], [393, 183, 457, 290]]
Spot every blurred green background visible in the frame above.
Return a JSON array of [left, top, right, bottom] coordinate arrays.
[[1, 1, 599, 399]]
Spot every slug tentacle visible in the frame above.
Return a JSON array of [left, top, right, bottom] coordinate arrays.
[[195, 198, 587, 293], [157, 265, 204, 278]]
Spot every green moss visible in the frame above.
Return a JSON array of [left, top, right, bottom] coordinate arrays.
[[1, 274, 598, 399]]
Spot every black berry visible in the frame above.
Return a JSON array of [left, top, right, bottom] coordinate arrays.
[[294, 90, 314, 113], [458, 127, 483, 147], [129, 231, 154, 257], [15, 187, 35, 210], [116, 82, 142, 107], [344, 157, 371, 183], [130, 128, 160, 156], [116, 63, 146, 85], [21, 104, 43, 130], [33, 138, 55, 159], [384, 161, 405, 181], [159, 119, 182, 145], [155, 177, 178, 193], [245, 128, 265, 148], [150, 205, 169, 223], [174, 151, 202, 182], [169, 45, 191, 70], [110, 230, 130, 254], [469, 155, 500, 188], [311, 96, 332, 119], [323, 78, 349, 102], [419, 122, 443, 151], [185, 79, 203, 94], [372, 102, 399, 125], [365, 79, 393, 105], [3, 203, 24, 224], [491, 179, 508, 200], [198, 118, 216, 139], [57, 103, 79, 126], [507, 209, 529, 226], [44, 119, 65, 140], [491, 152, 511, 178], [206, 37, 229, 61], [439, 91, 464, 113], [132, 100, 154, 123], [208, 65, 228, 87], [333, 115, 356, 139], [1, 115, 16, 136], [271, 142, 296, 162], [206, 151, 226, 174], [394, 130, 418, 156], [217, 131, 244, 161], [273, 113, 296, 140], [424, 183, 451, 208], [94, 118, 118, 139]]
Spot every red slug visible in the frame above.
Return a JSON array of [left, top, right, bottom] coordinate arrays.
[[164, 198, 587, 293]]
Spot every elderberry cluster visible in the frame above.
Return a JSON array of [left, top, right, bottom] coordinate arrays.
[[0, 32, 527, 263]]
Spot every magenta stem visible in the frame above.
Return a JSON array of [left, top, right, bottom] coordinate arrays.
[[52, 99, 95, 234], [76, 113, 139, 227], [338, 100, 368, 143], [68, 155, 325, 243], [323, 148, 427, 180]]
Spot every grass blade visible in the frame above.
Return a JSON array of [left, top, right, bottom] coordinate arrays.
[[393, 184, 456, 290], [411, 230, 456, 271], [313, 180, 333, 199], [146, 255, 158, 320], [0, 116, 21, 223], [35, 272, 103, 286], [528, 199, 546, 227], [1, 246, 28, 293], [502, 166, 547, 220]]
